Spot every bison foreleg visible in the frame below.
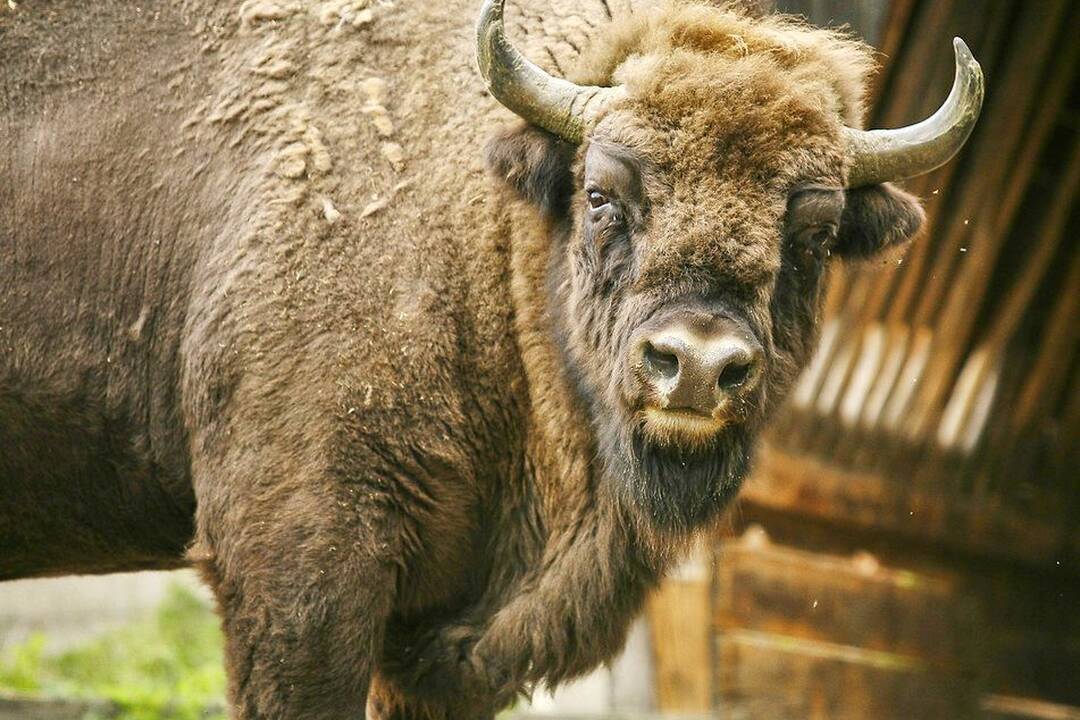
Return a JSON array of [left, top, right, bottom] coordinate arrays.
[[376, 505, 661, 703], [190, 475, 400, 720], [467, 510, 660, 697]]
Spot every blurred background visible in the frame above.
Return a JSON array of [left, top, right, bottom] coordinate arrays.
[[2, 0, 1077, 717]]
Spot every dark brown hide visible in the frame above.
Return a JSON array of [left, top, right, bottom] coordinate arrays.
[[0, 2, 924, 718]]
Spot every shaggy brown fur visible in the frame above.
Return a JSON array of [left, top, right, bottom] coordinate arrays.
[[0, 1, 923, 717]]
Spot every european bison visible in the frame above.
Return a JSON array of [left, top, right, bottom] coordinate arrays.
[[0, 0, 981, 717]]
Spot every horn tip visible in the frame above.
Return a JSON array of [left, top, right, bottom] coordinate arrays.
[[476, 0, 504, 35], [951, 37, 981, 76], [477, 0, 502, 25], [951, 37, 984, 109]]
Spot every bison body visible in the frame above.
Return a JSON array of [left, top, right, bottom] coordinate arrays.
[[0, 1, 980, 717]]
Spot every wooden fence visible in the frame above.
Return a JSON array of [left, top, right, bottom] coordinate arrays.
[[759, 0, 1080, 566]]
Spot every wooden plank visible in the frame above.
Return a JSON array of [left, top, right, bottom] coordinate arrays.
[[713, 537, 972, 667], [766, 0, 1076, 546], [1010, 245, 1080, 436], [742, 443, 1067, 562], [984, 629, 1080, 708], [982, 695, 1080, 720], [873, 0, 957, 130], [511, 715, 711, 720], [712, 522, 1080, 710], [645, 544, 712, 712], [1067, 380, 1080, 561], [715, 629, 974, 719], [837, 0, 1006, 386], [865, 0, 917, 108], [905, 0, 1045, 325], [806, 4, 981, 441]]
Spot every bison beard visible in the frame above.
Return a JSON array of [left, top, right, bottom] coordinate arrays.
[[634, 427, 749, 530], [604, 417, 753, 533]]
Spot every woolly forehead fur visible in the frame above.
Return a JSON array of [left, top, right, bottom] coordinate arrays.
[[559, 3, 879, 292], [572, 2, 875, 127]]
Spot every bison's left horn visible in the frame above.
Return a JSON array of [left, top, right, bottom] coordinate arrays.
[[844, 38, 984, 188], [476, 0, 621, 143]]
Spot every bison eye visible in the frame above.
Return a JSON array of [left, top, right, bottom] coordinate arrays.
[[587, 190, 610, 209], [811, 227, 835, 246], [796, 224, 838, 260]]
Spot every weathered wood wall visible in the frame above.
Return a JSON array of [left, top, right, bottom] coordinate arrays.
[[759, 0, 1080, 565]]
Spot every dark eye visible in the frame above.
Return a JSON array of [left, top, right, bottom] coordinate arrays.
[[810, 226, 834, 246], [802, 225, 836, 248], [796, 224, 837, 260], [587, 190, 610, 209]]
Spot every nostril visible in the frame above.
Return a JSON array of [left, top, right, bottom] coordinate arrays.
[[643, 342, 680, 381], [717, 359, 752, 391]]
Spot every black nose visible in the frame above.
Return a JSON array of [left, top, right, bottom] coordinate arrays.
[[636, 320, 762, 415]]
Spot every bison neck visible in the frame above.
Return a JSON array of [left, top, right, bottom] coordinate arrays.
[[473, 198, 683, 689]]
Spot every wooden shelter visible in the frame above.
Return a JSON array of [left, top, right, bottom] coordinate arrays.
[[647, 0, 1080, 717]]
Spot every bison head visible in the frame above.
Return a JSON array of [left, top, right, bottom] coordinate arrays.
[[479, 1, 982, 533]]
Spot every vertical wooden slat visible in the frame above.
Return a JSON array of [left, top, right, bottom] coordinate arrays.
[[944, 140, 1080, 459], [904, 0, 1075, 441], [866, 0, 918, 108], [646, 543, 713, 712], [1009, 246, 1080, 437]]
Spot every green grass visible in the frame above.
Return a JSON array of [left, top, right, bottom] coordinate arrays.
[[0, 582, 226, 720]]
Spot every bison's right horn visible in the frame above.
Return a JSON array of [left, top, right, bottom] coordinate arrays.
[[844, 38, 984, 188], [476, 0, 622, 143]]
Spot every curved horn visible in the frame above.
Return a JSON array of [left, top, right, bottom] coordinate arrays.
[[476, 0, 620, 143], [844, 38, 984, 188]]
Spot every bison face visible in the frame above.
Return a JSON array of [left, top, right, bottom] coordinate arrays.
[[489, 111, 923, 532], [478, 1, 980, 533], [569, 128, 788, 532]]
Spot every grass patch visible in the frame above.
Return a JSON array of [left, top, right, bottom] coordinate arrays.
[[0, 582, 226, 720]]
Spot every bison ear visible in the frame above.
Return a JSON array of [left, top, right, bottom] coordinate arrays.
[[833, 183, 926, 259], [485, 122, 575, 216]]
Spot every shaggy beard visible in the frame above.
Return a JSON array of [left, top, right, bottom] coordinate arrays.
[[599, 420, 753, 536]]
